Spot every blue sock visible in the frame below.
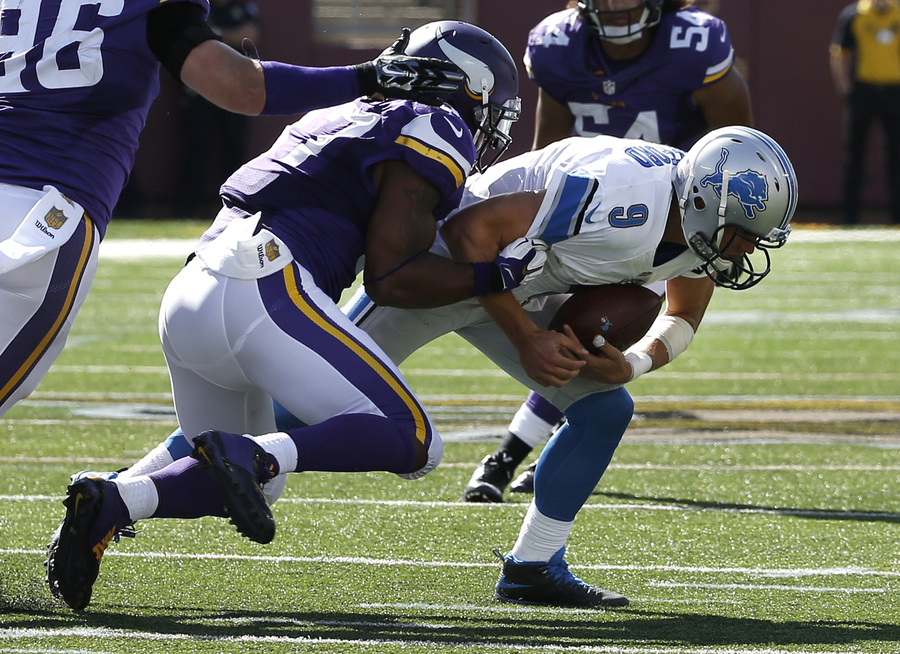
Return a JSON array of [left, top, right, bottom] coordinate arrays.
[[163, 431, 194, 460], [533, 388, 634, 522]]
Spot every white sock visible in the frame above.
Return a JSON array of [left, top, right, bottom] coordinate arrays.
[[114, 476, 159, 521], [508, 501, 573, 562], [117, 443, 174, 478], [509, 405, 557, 449], [254, 432, 298, 474]]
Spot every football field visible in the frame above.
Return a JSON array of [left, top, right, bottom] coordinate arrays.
[[1, 221, 899, 653]]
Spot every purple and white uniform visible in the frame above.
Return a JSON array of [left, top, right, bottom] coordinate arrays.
[[0, 0, 208, 233], [524, 7, 734, 150], [159, 98, 474, 479], [0, 0, 206, 415]]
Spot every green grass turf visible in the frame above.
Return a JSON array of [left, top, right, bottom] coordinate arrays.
[[0, 223, 898, 652]]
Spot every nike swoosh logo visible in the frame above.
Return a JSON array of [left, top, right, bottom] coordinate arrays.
[[522, 264, 542, 276], [447, 118, 464, 139]]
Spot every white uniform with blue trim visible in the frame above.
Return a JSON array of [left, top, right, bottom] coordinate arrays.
[[346, 135, 706, 410]]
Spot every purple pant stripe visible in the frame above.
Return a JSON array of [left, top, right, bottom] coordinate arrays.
[[0, 216, 93, 406], [257, 265, 432, 446]]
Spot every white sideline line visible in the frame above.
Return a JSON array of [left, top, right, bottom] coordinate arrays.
[[0, 628, 879, 654], [3, 548, 898, 579], [3, 494, 898, 522], [650, 581, 886, 593]]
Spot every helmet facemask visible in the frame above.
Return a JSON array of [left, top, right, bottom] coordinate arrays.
[[688, 224, 783, 291], [577, 0, 664, 44], [470, 91, 521, 173]]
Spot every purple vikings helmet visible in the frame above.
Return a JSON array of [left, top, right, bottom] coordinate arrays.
[[577, 0, 665, 43], [405, 21, 521, 172], [675, 126, 799, 291]]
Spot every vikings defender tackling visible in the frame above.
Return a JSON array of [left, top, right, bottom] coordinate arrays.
[[46, 21, 531, 611]]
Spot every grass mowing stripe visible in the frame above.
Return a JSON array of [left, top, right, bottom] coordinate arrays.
[[6, 458, 900, 472], [38, 364, 900, 381], [0, 628, 879, 654], [3, 548, 897, 578], [3, 494, 899, 520]]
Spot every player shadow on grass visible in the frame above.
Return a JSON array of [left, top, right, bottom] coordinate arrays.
[[9, 606, 900, 649], [591, 490, 900, 524]]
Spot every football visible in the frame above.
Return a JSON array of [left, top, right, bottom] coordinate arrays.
[[548, 284, 663, 353]]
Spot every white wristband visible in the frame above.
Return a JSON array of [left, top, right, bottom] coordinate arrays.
[[645, 315, 695, 361], [623, 350, 653, 382]]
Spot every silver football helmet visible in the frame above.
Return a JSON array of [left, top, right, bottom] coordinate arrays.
[[674, 126, 799, 290]]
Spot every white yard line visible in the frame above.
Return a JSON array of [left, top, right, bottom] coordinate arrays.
[[0, 627, 884, 654], [2, 547, 898, 578], [3, 494, 899, 522]]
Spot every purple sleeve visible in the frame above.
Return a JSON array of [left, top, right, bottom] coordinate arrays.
[[260, 61, 361, 116]]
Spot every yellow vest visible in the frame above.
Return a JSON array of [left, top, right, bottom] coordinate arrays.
[[851, 0, 900, 83]]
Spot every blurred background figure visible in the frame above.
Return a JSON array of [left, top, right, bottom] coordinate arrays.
[[175, 0, 262, 218], [830, 0, 900, 224]]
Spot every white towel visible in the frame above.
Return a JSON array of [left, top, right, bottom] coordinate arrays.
[[0, 185, 84, 275], [196, 213, 293, 279]]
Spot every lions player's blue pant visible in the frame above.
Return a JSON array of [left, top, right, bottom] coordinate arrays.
[[0, 184, 99, 416], [159, 258, 442, 479], [533, 388, 633, 521]]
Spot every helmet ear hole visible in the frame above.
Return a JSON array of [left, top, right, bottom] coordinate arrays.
[[693, 196, 706, 211]]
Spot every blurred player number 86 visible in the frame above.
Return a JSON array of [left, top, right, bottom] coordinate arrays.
[[548, 284, 663, 354]]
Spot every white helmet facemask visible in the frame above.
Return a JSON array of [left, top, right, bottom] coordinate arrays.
[[578, 0, 664, 44]]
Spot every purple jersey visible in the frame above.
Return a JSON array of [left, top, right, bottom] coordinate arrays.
[[524, 7, 734, 150], [0, 0, 208, 237], [209, 98, 475, 302]]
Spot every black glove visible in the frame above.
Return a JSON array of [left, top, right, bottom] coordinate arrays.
[[356, 28, 465, 106]]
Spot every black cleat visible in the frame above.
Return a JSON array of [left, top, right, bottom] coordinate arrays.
[[462, 453, 516, 503], [509, 461, 536, 494], [191, 430, 276, 544], [494, 547, 629, 608], [46, 477, 133, 611]]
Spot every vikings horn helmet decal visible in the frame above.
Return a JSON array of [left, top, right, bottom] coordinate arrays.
[[404, 21, 521, 172]]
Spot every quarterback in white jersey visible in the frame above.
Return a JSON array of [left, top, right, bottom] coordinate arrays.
[[345, 127, 798, 608]]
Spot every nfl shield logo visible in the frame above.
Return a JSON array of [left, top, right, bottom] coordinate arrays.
[[603, 80, 616, 95], [265, 240, 280, 262], [45, 208, 68, 230]]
